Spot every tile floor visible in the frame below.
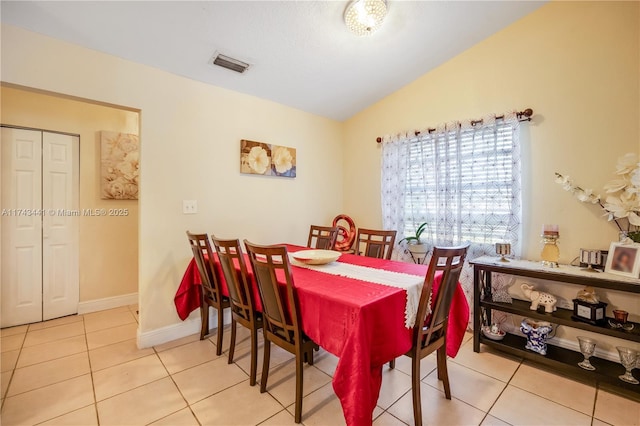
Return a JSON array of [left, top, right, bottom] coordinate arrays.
[[1, 306, 639, 425]]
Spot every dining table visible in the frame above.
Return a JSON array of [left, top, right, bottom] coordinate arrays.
[[175, 244, 469, 426]]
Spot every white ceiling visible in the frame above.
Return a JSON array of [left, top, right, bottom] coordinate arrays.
[[1, 1, 544, 121]]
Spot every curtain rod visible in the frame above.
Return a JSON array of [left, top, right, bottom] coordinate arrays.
[[375, 108, 533, 144]]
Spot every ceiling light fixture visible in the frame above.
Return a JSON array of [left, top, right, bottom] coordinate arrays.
[[344, 0, 388, 36]]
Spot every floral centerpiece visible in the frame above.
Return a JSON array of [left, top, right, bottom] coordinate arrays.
[[555, 153, 640, 242]]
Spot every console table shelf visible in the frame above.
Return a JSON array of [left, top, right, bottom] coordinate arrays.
[[472, 256, 640, 398], [480, 334, 640, 394], [480, 298, 640, 343]]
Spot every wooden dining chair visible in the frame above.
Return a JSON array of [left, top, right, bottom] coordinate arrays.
[[355, 228, 397, 260], [244, 240, 317, 424], [186, 231, 231, 354], [211, 236, 263, 386], [307, 225, 339, 250], [398, 244, 469, 426]]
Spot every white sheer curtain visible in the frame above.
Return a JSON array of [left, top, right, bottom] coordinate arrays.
[[381, 113, 522, 324]]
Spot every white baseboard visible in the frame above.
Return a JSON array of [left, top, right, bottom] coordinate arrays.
[[551, 335, 619, 363], [137, 309, 231, 349], [137, 317, 201, 348], [77, 292, 138, 315]]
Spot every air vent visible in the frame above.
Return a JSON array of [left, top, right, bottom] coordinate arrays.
[[211, 53, 250, 74]]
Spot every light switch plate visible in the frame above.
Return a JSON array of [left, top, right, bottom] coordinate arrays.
[[183, 200, 198, 214]]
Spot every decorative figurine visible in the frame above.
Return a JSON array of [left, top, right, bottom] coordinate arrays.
[[521, 283, 557, 313], [482, 323, 506, 341], [520, 318, 555, 355], [576, 286, 600, 304], [572, 286, 607, 325]]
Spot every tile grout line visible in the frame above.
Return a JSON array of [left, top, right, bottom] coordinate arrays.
[[0, 328, 28, 412], [474, 357, 523, 426], [154, 338, 203, 426], [82, 315, 101, 426], [29, 316, 100, 425], [507, 361, 600, 420]]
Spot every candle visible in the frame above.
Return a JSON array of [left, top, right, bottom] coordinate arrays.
[[542, 224, 559, 236]]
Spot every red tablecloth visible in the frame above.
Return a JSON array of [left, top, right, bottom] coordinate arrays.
[[174, 254, 262, 320], [175, 245, 469, 426]]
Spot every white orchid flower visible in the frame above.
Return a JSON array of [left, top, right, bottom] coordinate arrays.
[[630, 168, 640, 191], [615, 153, 639, 175], [554, 173, 567, 184], [556, 154, 640, 235], [604, 178, 629, 193], [576, 188, 600, 204], [604, 193, 640, 221]]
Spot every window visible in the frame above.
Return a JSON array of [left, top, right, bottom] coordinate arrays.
[[380, 114, 522, 324], [402, 122, 521, 250]]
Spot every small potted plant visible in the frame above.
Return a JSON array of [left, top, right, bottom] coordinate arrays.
[[400, 222, 430, 255]]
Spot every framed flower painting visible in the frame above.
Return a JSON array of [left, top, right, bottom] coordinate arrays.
[[101, 131, 139, 200], [240, 139, 296, 178]]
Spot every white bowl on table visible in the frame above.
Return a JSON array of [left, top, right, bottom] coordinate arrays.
[[291, 249, 342, 265]]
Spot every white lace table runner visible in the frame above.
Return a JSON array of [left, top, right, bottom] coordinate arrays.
[[289, 255, 423, 328]]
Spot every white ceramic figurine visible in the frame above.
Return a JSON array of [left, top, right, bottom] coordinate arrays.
[[521, 283, 557, 313]]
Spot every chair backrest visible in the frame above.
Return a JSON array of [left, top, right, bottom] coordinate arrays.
[[355, 228, 397, 260], [307, 225, 339, 250], [244, 240, 302, 344], [415, 244, 469, 348], [186, 231, 224, 305], [211, 236, 256, 320]]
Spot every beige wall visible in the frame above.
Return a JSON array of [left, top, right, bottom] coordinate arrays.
[[343, 1, 639, 354], [344, 1, 639, 263], [1, 1, 638, 353], [0, 24, 344, 336], [1, 86, 139, 302]]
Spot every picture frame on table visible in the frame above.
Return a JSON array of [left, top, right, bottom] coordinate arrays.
[[604, 242, 640, 278]]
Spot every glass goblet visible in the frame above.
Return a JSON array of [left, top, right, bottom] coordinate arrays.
[[577, 336, 596, 371], [616, 346, 639, 385]]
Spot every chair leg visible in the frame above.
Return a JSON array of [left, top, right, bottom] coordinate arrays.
[[295, 350, 304, 423], [200, 305, 209, 340], [304, 347, 313, 365], [411, 355, 423, 426], [249, 327, 258, 386], [215, 306, 224, 356], [389, 358, 395, 369], [260, 338, 271, 393], [228, 318, 237, 364], [437, 346, 451, 399], [436, 348, 444, 380]]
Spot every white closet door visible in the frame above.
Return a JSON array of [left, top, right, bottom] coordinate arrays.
[[42, 132, 79, 321], [1, 128, 44, 327], [1, 128, 79, 327]]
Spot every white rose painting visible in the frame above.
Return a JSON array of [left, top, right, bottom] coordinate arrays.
[[101, 131, 140, 199], [240, 139, 296, 178]]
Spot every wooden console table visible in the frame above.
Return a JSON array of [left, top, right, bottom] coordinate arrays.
[[472, 256, 640, 397]]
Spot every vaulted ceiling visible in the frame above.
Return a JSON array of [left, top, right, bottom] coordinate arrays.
[[1, 1, 544, 121]]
